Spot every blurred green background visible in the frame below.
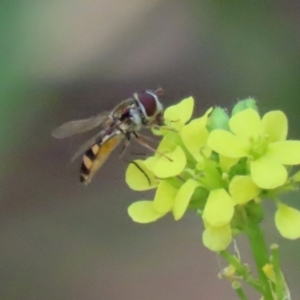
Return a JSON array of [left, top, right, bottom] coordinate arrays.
[[1, 1, 300, 299]]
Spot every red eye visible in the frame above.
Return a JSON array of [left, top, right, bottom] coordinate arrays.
[[136, 91, 157, 117]]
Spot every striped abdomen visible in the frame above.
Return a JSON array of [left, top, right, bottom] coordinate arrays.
[[80, 134, 123, 185]]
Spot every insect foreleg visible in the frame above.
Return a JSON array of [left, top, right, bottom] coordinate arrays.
[[133, 132, 172, 162], [118, 136, 131, 159]]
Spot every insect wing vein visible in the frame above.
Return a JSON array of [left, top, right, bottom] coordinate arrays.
[[52, 112, 110, 139]]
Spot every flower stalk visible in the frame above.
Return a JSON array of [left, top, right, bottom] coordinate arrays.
[[232, 281, 248, 300], [220, 250, 263, 293], [244, 221, 273, 299]]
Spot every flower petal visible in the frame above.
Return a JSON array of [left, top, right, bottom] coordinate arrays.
[[156, 136, 175, 153], [275, 202, 300, 239], [267, 141, 300, 165], [153, 180, 178, 213], [229, 175, 261, 205], [229, 108, 262, 138], [125, 160, 158, 191], [164, 96, 194, 130], [181, 117, 210, 161], [152, 145, 186, 178], [262, 111, 287, 142], [128, 201, 166, 223], [173, 179, 200, 220], [208, 130, 249, 158], [143, 156, 159, 172], [219, 155, 240, 173], [202, 223, 232, 252], [250, 156, 287, 189], [203, 189, 235, 227]]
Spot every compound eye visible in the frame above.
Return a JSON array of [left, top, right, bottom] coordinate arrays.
[[136, 91, 157, 117]]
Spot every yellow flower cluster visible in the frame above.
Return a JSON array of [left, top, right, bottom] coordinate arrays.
[[126, 97, 300, 251]]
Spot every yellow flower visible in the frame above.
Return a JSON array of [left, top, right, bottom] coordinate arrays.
[[126, 96, 300, 256], [208, 109, 300, 189]]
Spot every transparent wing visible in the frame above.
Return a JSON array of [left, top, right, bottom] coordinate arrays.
[[71, 129, 107, 162], [52, 112, 110, 139]]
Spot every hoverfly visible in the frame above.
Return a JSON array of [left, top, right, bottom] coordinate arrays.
[[52, 88, 164, 185]]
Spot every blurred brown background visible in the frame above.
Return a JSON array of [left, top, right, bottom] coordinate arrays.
[[1, 1, 300, 299]]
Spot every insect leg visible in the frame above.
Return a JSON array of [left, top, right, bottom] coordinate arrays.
[[118, 132, 131, 159], [133, 132, 172, 161]]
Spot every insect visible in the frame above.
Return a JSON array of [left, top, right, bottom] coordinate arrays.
[[52, 88, 164, 185]]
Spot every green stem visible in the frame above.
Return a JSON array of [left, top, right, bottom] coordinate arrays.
[[245, 221, 273, 300], [270, 244, 285, 300], [232, 281, 248, 300], [220, 250, 263, 293]]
